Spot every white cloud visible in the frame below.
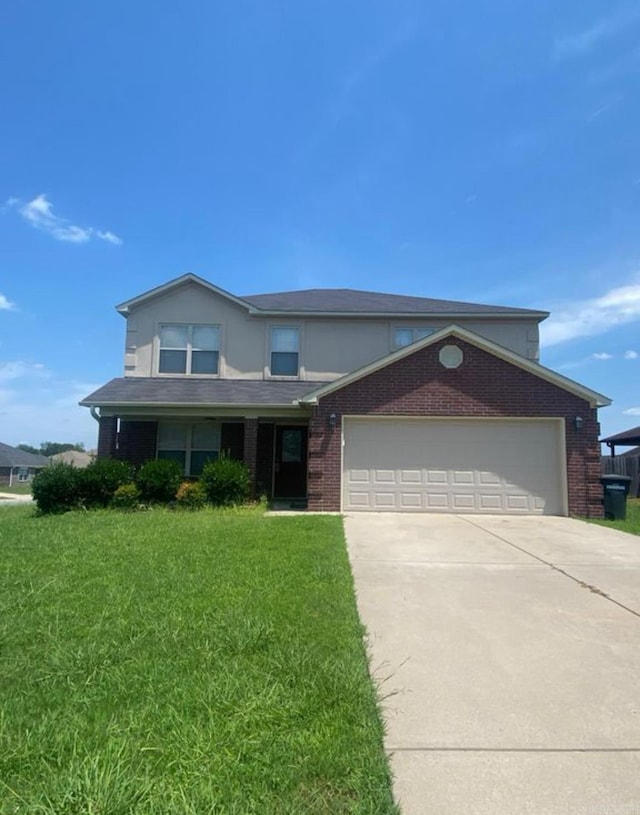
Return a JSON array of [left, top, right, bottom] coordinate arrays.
[[623, 407, 640, 416], [624, 350, 639, 359], [96, 230, 123, 246], [554, 7, 640, 59], [0, 293, 15, 311], [541, 282, 640, 346], [592, 352, 613, 360], [5, 194, 122, 246]]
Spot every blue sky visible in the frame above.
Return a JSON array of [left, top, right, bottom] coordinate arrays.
[[1, 0, 639, 449]]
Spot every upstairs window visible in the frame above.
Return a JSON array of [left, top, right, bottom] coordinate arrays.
[[394, 327, 434, 349], [271, 327, 299, 376], [159, 325, 220, 375]]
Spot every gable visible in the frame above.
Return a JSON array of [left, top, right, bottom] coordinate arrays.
[[299, 325, 610, 408], [116, 274, 252, 316]]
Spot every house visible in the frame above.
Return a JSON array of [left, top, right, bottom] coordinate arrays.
[[49, 450, 94, 468], [0, 442, 49, 486], [81, 273, 610, 516], [601, 425, 640, 458], [601, 426, 640, 498]]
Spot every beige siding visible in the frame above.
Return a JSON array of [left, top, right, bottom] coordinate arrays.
[[125, 282, 266, 379], [303, 320, 391, 380], [122, 280, 541, 379]]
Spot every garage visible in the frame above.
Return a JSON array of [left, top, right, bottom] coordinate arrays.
[[342, 417, 567, 515]]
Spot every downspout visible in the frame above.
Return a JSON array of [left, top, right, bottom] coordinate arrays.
[[89, 406, 100, 423]]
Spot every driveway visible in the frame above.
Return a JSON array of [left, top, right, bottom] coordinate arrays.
[[344, 514, 640, 815]]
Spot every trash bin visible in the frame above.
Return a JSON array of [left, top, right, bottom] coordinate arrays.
[[601, 475, 632, 520]]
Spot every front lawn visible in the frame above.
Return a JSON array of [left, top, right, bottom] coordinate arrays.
[[590, 498, 640, 536], [0, 506, 397, 814]]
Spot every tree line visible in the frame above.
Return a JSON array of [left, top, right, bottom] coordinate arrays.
[[17, 442, 87, 458]]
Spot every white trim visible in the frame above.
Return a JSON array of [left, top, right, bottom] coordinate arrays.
[[156, 322, 221, 377], [267, 324, 302, 379], [340, 415, 568, 516], [299, 324, 611, 408], [93, 405, 310, 419], [253, 309, 549, 319]]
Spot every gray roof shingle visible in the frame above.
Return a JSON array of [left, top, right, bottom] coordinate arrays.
[[601, 425, 640, 445], [80, 378, 324, 407], [241, 288, 546, 316], [0, 442, 50, 468]]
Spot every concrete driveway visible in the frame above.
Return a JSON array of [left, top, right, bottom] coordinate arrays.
[[344, 514, 640, 815]]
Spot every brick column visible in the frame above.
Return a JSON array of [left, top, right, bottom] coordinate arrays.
[[97, 416, 118, 459], [243, 418, 259, 497]]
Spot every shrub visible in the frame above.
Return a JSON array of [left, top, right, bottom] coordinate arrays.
[[201, 456, 251, 507], [175, 480, 207, 510], [32, 463, 83, 514], [111, 483, 141, 510], [136, 458, 183, 504], [79, 458, 134, 508]]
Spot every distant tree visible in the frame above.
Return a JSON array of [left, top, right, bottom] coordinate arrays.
[[16, 443, 40, 455], [16, 441, 87, 457], [39, 441, 86, 457]]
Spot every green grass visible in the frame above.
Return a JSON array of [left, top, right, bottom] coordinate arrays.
[[0, 506, 397, 815], [0, 483, 32, 495], [590, 498, 640, 535]]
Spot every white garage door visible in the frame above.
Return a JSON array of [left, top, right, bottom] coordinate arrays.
[[343, 418, 566, 515]]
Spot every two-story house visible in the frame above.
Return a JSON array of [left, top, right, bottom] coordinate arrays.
[[81, 273, 609, 516]]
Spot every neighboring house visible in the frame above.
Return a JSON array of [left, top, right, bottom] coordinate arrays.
[[81, 273, 610, 516], [601, 425, 640, 458], [601, 427, 640, 498], [0, 442, 49, 486], [49, 450, 94, 468]]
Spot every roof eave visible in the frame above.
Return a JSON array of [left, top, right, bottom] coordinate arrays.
[[249, 309, 549, 320], [79, 400, 308, 409]]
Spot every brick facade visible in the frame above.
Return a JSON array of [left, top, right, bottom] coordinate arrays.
[[97, 416, 118, 459], [307, 338, 603, 517], [243, 418, 259, 497], [117, 421, 158, 467]]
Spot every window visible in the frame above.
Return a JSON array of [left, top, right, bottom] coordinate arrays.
[[17, 467, 29, 482], [394, 327, 434, 348], [157, 422, 221, 475], [159, 325, 220, 375], [271, 327, 299, 376]]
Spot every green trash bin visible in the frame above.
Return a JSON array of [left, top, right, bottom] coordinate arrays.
[[601, 475, 632, 520]]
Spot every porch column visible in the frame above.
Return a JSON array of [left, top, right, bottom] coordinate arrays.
[[97, 416, 118, 458], [243, 418, 259, 497]]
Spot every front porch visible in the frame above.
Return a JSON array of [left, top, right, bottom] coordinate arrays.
[[97, 415, 310, 503]]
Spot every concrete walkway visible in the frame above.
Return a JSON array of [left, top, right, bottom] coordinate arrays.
[[344, 514, 640, 815], [0, 492, 33, 506]]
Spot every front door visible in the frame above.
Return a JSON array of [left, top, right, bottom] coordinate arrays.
[[273, 425, 308, 498]]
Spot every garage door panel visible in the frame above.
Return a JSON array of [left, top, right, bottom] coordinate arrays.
[[343, 418, 565, 515]]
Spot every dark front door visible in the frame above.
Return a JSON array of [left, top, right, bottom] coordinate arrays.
[[273, 425, 308, 498]]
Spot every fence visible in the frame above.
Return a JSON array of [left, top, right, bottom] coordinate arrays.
[[601, 455, 640, 498]]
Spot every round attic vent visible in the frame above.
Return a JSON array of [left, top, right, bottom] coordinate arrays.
[[439, 344, 463, 369]]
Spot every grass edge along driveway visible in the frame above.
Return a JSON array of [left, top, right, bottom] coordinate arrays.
[[0, 505, 398, 815]]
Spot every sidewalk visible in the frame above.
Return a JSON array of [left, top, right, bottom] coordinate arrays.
[[0, 492, 34, 505]]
